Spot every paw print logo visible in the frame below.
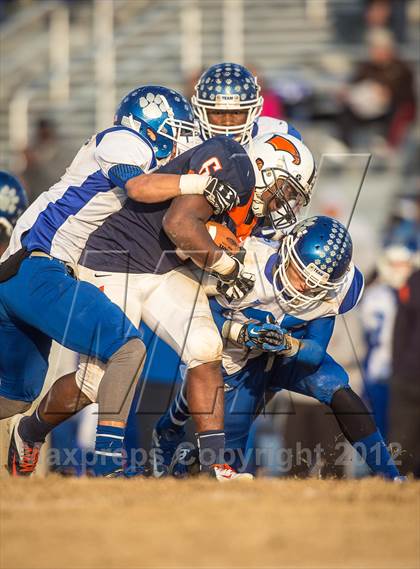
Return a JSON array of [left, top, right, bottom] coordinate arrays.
[[139, 92, 167, 120], [0, 185, 19, 215]]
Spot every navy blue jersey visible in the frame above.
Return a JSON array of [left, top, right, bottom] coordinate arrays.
[[80, 136, 255, 274]]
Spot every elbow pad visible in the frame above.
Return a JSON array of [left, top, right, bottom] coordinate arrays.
[[108, 164, 144, 189]]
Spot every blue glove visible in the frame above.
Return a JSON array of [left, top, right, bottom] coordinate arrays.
[[238, 322, 292, 353]]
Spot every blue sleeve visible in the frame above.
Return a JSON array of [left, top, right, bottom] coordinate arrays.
[[108, 164, 144, 189], [209, 298, 229, 335], [242, 306, 276, 323], [294, 317, 335, 371]]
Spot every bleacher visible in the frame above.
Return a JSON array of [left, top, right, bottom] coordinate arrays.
[[1, 0, 417, 171]]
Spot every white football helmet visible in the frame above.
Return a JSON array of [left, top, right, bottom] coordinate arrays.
[[249, 132, 317, 231], [377, 245, 416, 289]]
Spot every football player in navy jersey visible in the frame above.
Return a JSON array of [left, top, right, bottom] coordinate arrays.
[[3, 86, 245, 478], [155, 217, 403, 481], [7, 133, 280, 480], [9, 125, 318, 480]]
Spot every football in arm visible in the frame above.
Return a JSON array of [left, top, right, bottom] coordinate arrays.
[[206, 221, 240, 254]]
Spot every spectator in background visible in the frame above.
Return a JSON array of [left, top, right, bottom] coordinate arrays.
[[258, 75, 284, 119], [384, 194, 420, 251], [331, 0, 410, 45], [244, 64, 285, 119], [336, 28, 416, 150], [365, 0, 409, 44], [22, 118, 71, 204], [359, 245, 416, 440], [0, 0, 35, 23], [389, 268, 420, 477]]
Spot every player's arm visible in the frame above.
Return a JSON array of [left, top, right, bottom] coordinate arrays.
[[209, 300, 290, 352], [163, 194, 233, 270], [125, 172, 205, 202], [234, 315, 333, 360], [241, 317, 334, 363], [164, 195, 255, 302], [109, 167, 238, 211], [96, 130, 238, 210], [292, 317, 335, 371]]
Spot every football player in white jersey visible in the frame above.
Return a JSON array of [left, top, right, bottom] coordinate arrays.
[[2, 86, 244, 478], [190, 62, 314, 241], [154, 217, 403, 480], [191, 62, 302, 146], [360, 244, 416, 440]]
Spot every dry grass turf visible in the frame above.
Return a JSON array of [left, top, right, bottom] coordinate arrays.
[[0, 477, 419, 569]]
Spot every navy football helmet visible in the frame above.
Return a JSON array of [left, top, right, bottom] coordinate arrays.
[[114, 86, 196, 163], [273, 216, 353, 309], [192, 63, 263, 144], [0, 171, 28, 237]]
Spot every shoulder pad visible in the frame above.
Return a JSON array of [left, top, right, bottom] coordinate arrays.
[[338, 266, 364, 314]]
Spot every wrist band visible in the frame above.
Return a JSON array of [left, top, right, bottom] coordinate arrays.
[[225, 321, 244, 343], [179, 174, 210, 195], [208, 251, 236, 276]]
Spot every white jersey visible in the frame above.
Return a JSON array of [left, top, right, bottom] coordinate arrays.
[[359, 282, 397, 383], [2, 126, 156, 267], [213, 236, 364, 374], [250, 116, 301, 141], [180, 115, 301, 152]]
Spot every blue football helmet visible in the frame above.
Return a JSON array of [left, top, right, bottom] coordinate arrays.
[[0, 171, 28, 237], [192, 63, 263, 144], [273, 216, 353, 309], [114, 86, 196, 163]]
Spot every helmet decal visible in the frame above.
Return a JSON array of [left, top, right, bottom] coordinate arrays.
[[0, 171, 28, 236], [0, 184, 21, 216], [139, 93, 168, 119], [115, 85, 196, 163], [266, 135, 301, 165]]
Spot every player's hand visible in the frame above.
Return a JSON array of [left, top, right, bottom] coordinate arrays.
[[238, 322, 292, 352], [215, 257, 255, 303], [203, 177, 239, 215]]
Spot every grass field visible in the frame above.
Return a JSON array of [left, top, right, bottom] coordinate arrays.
[[1, 477, 419, 569]]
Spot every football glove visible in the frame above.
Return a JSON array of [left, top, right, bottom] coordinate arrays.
[[203, 177, 239, 215], [215, 257, 255, 303], [238, 322, 293, 353]]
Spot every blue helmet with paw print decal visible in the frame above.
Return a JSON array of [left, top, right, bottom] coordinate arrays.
[[0, 171, 28, 237], [192, 63, 263, 144], [114, 85, 196, 163], [273, 216, 353, 309]]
